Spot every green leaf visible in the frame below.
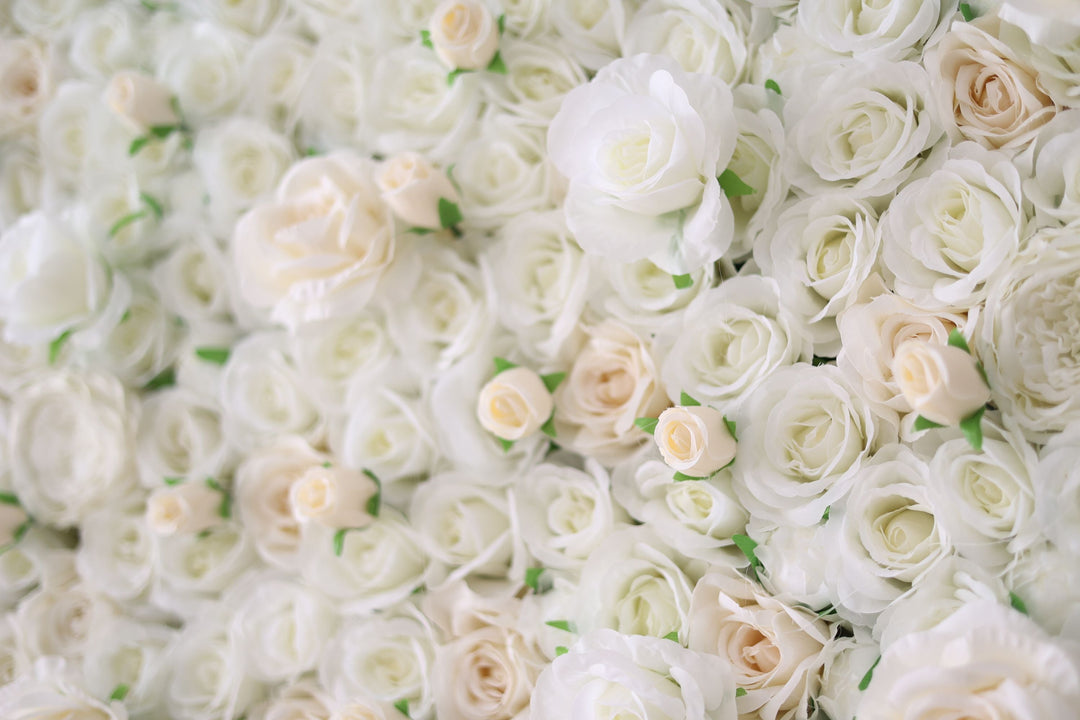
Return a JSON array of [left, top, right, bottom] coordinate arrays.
[[976, 360, 990, 388], [493, 356, 518, 375], [959, 2, 975, 21], [420, 29, 433, 49], [679, 391, 700, 407], [163, 476, 183, 486], [732, 533, 762, 570], [205, 477, 231, 518], [947, 329, 971, 354], [12, 519, 30, 544], [194, 346, 230, 365], [109, 684, 130, 701], [497, 437, 514, 452], [394, 699, 410, 718], [723, 416, 737, 441], [662, 630, 679, 642], [960, 406, 985, 451], [129, 136, 150, 156], [718, 169, 756, 197], [673, 472, 704, 482], [49, 330, 72, 365], [815, 603, 837, 618], [486, 51, 508, 74], [305, 147, 320, 156], [447, 68, 471, 85], [540, 372, 565, 393], [148, 124, 179, 139], [406, 226, 436, 235], [821, 505, 831, 523], [0, 492, 16, 509], [736, 687, 748, 698], [333, 528, 350, 556], [140, 192, 164, 219], [913, 415, 945, 431], [672, 273, 692, 289], [322, 461, 332, 468], [1009, 591, 1029, 615], [858, 656, 881, 691], [497, 13, 506, 33], [525, 567, 544, 592], [555, 645, 568, 656], [764, 79, 781, 95], [109, 209, 148, 237], [812, 356, 835, 367], [438, 197, 464, 228], [540, 414, 557, 439], [364, 469, 382, 517], [545, 619, 575, 632], [634, 417, 658, 435], [144, 366, 176, 391]]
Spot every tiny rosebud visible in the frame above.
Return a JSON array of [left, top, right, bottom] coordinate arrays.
[[376, 153, 460, 229], [477, 366, 554, 441], [0, 503, 28, 546], [289, 464, 378, 529], [429, 0, 500, 71], [893, 340, 991, 426], [146, 483, 223, 536], [105, 71, 179, 131], [654, 405, 736, 476]]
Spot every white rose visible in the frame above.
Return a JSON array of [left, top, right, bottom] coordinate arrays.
[[290, 463, 379, 530], [429, 0, 500, 71], [547, 0, 626, 70], [1000, 0, 1080, 46], [157, 21, 246, 123], [836, 292, 967, 417], [76, 505, 157, 602], [336, 388, 438, 492], [0, 503, 26, 549], [624, 0, 749, 82], [554, 320, 669, 466], [1035, 427, 1080, 558], [253, 680, 334, 720], [71, 172, 169, 268], [516, 459, 624, 570], [755, 194, 882, 356], [827, 446, 952, 620], [228, 572, 337, 683], [9, 370, 136, 528], [733, 364, 895, 527], [798, 0, 950, 60], [376, 152, 459, 230], [0, 656, 127, 720], [0, 37, 51, 139], [81, 618, 174, 719], [1004, 21, 1080, 109], [232, 152, 396, 327], [783, 59, 941, 197], [300, 509, 430, 615], [36, 81, 106, 187], [531, 629, 738, 720], [485, 210, 589, 361], [1007, 543, 1080, 640], [477, 366, 554, 441], [892, 340, 989, 426], [593, 256, 719, 336], [688, 570, 832, 720], [0, 527, 61, 610], [147, 482, 226, 537], [17, 576, 114, 662], [611, 447, 748, 567], [1023, 110, 1080, 226], [151, 221, 234, 327], [978, 226, 1080, 441], [857, 601, 1080, 719], [190, 0, 286, 36], [220, 332, 323, 451], [295, 33, 368, 150], [88, 276, 181, 387], [726, 92, 788, 258], [813, 628, 880, 720], [0, 140, 43, 226], [0, 212, 111, 345], [105, 71, 179, 132], [0, 614, 29, 688], [654, 405, 736, 477], [548, 54, 736, 274], [68, 5, 140, 80], [574, 526, 696, 639], [242, 31, 314, 131], [925, 16, 1057, 150], [136, 388, 231, 489], [491, 39, 586, 122], [153, 524, 256, 618], [166, 617, 265, 720], [319, 611, 436, 717], [755, 524, 833, 610]]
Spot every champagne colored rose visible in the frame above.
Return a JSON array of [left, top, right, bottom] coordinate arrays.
[[105, 70, 179, 131], [290, 464, 378, 530], [0, 504, 27, 547], [654, 405, 736, 477], [893, 340, 989, 426], [429, 0, 500, 71], [376, 153, 459, 230], [146, 482, 223, 536], [476, 366, 553, 441]]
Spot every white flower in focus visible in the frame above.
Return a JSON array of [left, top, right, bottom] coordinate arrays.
[[428, 0, 500, 71], [477, 366, 554, 442]]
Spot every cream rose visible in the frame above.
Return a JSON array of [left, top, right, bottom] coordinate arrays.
[[893, 340, 989, 426], [654, 405, 736, 477], [377, 152, 460, 230], [429, 0, 501, 71], [477, 366, 554, 441], [290, 463, 379, 530], [146, 482, 225, 537], [0, 37, 51, 139], [105, 71, 178, 132]]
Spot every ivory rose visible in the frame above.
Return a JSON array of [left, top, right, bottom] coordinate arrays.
[[104, 71, 179, 131], [476, 366, 554, 441], [376, 152, 460, 230], [429, 0, 501, 71], [893, 340, 990, 426], [654, 405, 736, 477]]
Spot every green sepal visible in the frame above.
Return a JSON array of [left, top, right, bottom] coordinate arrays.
[[723, 416, 737, 441], [438, 197, 464, 228], [12, 519, 30, 544], [163, 476, 183, 486], [976, 360, 990, 387], [815, 603, 837, 618], [858, 656, 881, 691], [420, 29, 433, 49], [109, 684, 130, 701], [736, 687, 748, 698], [718, 169, 756, 197], [447, 68, 471, 85], [673, 472, 704, 482], [662, 630, 679, 642], [140, 192, 164, 218], [732, 533, 762, 570], [394, 699, 410, 718], [525, 567, 553, 594], [959, 2, 975, 21], [679, 391, 700, 407], [497, 13, 506, 33], [493, 356, 518, 375], [1009, 590, 1029, 615], [947, 329, 971, 354], [497, 437, 514, 453], [49, 330, 72, 365], [672, 273, 692, 289], [364, 469, 382, 517], [545, 619, 575, 632], [821, 505, 831, 523], [555, 645, 568, 656], [129, 136, 150, 156], [322, 461, 332, 468], [109, 210, 148, 237], [540, 372, 565, 393], [812, 356, 834, 367], [407, 226, 436, 235], [148, 124, 180, 139], [0, 493, 17, 506], [959, 406, 985, 451], [540, 415, 557, 439], [305, 147, 320, 156], [486, 51, 508, 74], [194, 346, 230, 365], [144, 367, 176, 391], [764, 79, 781, 95], [333, 528, 350, 557], [204, 477, 231, 518], [634, 417, 658, 435], [913, 415, 945, 431]]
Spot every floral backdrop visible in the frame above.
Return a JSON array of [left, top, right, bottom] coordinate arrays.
[[0, 0, 1079, 719]]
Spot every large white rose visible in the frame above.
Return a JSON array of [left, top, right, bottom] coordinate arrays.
[[531, 629, 738, 720], [136, 387, 231, 488], [153, 524, 257, 619], [592, 256, 719, 337], [81, 618, 174, 719], [547, 0, 626, 71], [156, 21, 246, 123], [491, 38, 586, 123], [67, 5, 140, 80], [857, 601, 1080, 719], [0, 656, 127, 720], [623, 0, 750, 82], [798, 0, 950, 60], [1023, 109, 1080, 226], [151, 222, 235, 327], [166, 616, 266, 720], [75, 504, 157, 603], [242, 31, 314, 132], [548, 53, 737, 274]]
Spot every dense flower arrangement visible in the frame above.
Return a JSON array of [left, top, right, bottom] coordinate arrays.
[[0, 0, 1079, 719]]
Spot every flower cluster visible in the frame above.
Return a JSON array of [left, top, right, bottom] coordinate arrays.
[[0, 0, 1079, 719]]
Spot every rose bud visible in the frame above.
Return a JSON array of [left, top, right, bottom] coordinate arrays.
[[376, 152, 460, 229], [105, 70, 180, 131], [146, 482, 223, 536], [0, 503, 27, 547], [654, 405, 736, 477], [477, 366, 554, 441], [289, 464, 378, 529], [893, 340, 990, 426], [429, 0, 500, 71]]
